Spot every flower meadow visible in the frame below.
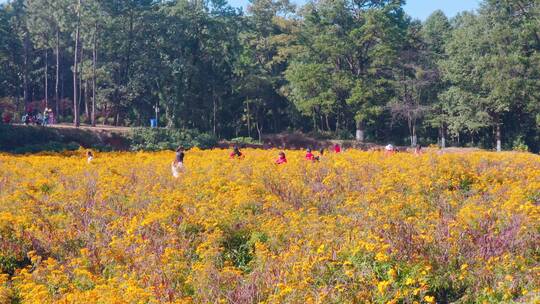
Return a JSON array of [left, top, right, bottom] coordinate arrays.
[[0, 149, 539, 304]]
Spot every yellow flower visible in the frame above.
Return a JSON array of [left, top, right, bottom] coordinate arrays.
[[0, 149, 537, 302], [378, 280, 390, 293], [387, 268, 397, 280], [376, 252, 389, 262]]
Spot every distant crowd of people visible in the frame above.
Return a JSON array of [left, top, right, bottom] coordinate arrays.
[[85, 142, 423, 179], [22, 108, 55, 126]]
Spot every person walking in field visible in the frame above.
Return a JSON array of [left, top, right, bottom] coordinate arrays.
[[305, 148, 320, 162], [230, 145, 244, 159], [275, 151, 287, 164], [305, 148, 315, 161], [414, 145, 423, 156], [333, 144, 341, 153], [385, 144, 395, 156], [172, 146, 186, 178], [86, 151, 94, 163]]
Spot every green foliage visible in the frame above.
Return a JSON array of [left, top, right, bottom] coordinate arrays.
[[0, 0, 539, 150], [10, 141, 80, 154], [0, 125, 118, 153], [512, 136, 529, 152], [0, 125, 61, 149], [0, 255, 21, 275], [309, 130, 353, 140], [221, 228, 254, 272], [129, 128, 217, 151], [230, 137, 260, 145]]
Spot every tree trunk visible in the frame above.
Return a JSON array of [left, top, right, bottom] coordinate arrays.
[[355, 120, 364, 142], [212, 89, 217, 135], [104, 104, 109, 125], [325, 114, 330, 131], [23, 31, 30, 105], [79, 42, 83, 116], [61, 72, 64, 116], [441, 126, 446, 149], [126, 9, 134, 82], [246, 99, 251, 138], [55, 29, 60, 117], [256, 121, 263, 142], [73, 0, 81, 127], [335, 112, 340, 132], [84, 80, 89, 120], [496, 124, 502, 152], [411, 123, 417, 147], [91, 28, 97, 127], [44, 49, 48, 109]]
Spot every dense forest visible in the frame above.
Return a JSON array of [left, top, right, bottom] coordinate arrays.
[[0, 0, 539, 150]]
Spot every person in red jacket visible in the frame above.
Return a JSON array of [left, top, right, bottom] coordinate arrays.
[[333, 144, 341, 153], [230, 145, 244, 159], [276, 151, 287, 164], [305, 148, 321, 162], [305, 148, 315, 161]]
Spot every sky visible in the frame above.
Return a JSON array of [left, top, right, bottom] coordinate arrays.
[[229, 0, 481, 21], [0, 0, 481, 21], [402, 0, 480, 20]]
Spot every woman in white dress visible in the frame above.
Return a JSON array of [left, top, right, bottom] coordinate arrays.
[[86, 151, 94, 163], [171, 146, 185, 177]]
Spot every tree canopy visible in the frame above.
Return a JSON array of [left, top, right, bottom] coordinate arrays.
[[0, 0, 539, 151]]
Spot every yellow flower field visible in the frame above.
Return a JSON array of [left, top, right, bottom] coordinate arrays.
[[0, 149, 539, 303]]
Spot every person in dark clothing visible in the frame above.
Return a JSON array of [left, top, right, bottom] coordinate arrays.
[[175, 146, 185, 163], [230, 145, 244, 159]]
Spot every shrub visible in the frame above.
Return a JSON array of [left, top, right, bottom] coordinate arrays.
[[129, 128, 217, 151], [309, 130, 354, 140], [230, 137, 260, 145], [0, 125, 62, 150], [0, 125, 118, 153], [10, 141, 80, 154], [512, 136, 529, 152], [335, 129, 354, 140], [96, 117, 106, 125]]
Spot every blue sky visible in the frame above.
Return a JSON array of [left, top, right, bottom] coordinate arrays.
[[0, 0, 480, 21], [402, 0, 480, 20], [229, 0, 481, 20]]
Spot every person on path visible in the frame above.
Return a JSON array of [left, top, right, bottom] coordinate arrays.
[[42, 108, 49, 126], [275, 151, 287, 164], [172, 146, 186, 177]]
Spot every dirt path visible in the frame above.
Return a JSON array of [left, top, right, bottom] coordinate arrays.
[[46, 123, 132, 133]]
